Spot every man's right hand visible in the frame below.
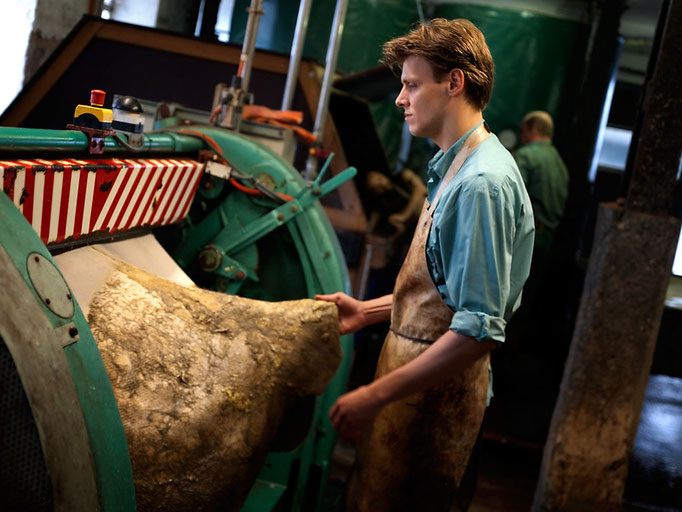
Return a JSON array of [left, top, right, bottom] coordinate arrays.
[[315, 292, 367, 335]]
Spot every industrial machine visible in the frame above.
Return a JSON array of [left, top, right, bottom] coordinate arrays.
[[0, 97, 355, 511], [0, 0, 363, 508]]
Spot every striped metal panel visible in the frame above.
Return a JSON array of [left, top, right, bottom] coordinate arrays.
[[0, 158, 203, 245]]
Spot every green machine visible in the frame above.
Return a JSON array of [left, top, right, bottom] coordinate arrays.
[[0, 180, 136, 512], [0, 120, 356, 511]]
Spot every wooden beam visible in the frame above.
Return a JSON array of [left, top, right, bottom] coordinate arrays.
[[96, 24, 290, 74]]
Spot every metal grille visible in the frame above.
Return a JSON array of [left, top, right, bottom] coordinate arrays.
[[0, 335, 53, 511]]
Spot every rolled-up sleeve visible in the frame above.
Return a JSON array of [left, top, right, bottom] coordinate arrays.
[[428, 175, 518, 343]]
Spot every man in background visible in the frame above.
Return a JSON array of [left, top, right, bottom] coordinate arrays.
[[515, 110, 569, 261], [504, 110, 569, 360]]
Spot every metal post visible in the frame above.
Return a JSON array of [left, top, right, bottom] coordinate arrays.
[[533, 0, 682, 508], [240, 0, 264, 93], [281, 0, 313, 111], [304, 0, 349, 179]]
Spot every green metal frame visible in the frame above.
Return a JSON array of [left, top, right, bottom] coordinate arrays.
[[0, 186, 136, 511]]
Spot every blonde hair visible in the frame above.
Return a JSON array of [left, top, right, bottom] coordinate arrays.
[[522, 111, 554, 138], [382, 18, 494, 110]]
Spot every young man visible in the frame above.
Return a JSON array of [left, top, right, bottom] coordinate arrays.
[[317, 18, 535, 511]]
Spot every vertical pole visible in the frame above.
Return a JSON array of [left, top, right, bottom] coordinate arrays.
[[281, 0, 313, 111], [533, 0, 682, 509], [304, 0, 349, 179], [240, 0, 264, 93]]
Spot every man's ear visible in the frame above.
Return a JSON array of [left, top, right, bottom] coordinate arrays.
[[447, 69, 465, 96]]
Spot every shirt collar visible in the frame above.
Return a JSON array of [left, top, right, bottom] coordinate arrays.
[[426, 121, 485, 198]]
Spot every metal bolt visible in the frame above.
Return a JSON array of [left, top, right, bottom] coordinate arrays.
[[198, 247, 222, 272], [291, 205, 298, 213], [236, 271, 245, 280], [277, 213, 285, 221], [69, 327, 79, 338]]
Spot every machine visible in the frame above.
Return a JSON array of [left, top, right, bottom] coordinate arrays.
[[0, 89, 355, 511]]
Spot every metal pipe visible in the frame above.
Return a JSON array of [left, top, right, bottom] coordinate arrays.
[[281, 0, 314, 111], [0, 128, 205, 153], [305, 0, 349, 179], [240, 0, 265, 93]]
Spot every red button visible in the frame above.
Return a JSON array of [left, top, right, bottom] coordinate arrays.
[[90, 89, 106, 106]]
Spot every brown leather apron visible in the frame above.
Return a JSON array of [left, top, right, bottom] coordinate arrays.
[[347, 124, 491, 512]]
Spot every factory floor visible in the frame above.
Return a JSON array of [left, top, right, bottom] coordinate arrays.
[[323, 353, 682, 511]]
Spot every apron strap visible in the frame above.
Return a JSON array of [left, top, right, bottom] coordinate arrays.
[[427, 122, 491, 215]]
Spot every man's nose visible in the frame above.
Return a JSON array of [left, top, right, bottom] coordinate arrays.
[[395, 87, 407, 108]]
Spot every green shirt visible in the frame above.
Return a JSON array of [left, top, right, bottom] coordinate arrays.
[[426, 124, 535, 344], [514, 141, 569, 230]]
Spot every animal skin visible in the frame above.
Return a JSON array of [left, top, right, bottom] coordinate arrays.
[[55, 242, 341, 511]]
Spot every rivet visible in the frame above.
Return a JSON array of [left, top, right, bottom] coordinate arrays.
[[277, 213, 285, 221], [291, 205, 298, 213]]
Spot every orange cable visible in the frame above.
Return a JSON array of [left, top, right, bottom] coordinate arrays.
[[174, 128, 293, 202]]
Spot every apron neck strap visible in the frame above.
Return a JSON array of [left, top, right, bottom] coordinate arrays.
[[428, 122, 491, 214]]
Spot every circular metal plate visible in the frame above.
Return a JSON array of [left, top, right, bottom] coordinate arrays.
[[26, 253, 74, 319]]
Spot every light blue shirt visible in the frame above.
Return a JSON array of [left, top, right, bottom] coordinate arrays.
[[425, 123, 535, 344]]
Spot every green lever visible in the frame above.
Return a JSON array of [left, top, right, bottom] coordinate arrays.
[[214, 165, 357, 258]]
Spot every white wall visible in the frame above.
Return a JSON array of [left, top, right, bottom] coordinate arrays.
[[110, 0, 161, 28], [0, 0, 36, 116]]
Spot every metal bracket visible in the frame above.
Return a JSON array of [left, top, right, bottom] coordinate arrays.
[[214, 154, 356, 255], [55, 322, 80, 348], [205, 160, 233, 180]]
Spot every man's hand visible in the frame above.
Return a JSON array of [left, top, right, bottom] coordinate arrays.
[[315, 292, 367, 334], [315, 293, 393, 334], [329, 385, 385, 441]]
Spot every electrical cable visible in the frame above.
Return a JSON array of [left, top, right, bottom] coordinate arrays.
[[113, 133, 148, 152], [208, 105, 222, 125], [168, 128, 293, 203]]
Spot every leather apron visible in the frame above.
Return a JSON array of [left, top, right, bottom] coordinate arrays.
[[347, 124, 491, 512]]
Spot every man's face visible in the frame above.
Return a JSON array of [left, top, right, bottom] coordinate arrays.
[[395, 55, 450, 141]]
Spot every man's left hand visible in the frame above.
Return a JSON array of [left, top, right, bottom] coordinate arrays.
[[329, 385, 384, 441]]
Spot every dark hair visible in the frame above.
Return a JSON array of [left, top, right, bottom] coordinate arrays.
[[382, 18, 494, 110]]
